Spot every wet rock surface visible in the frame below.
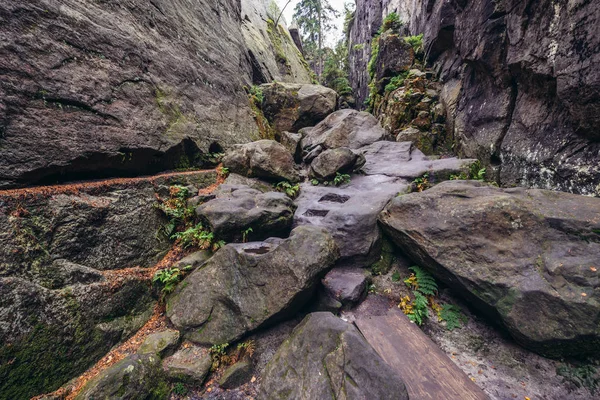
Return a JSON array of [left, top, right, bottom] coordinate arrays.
[[167, 226, 339, 345], [196, 184, 296, 242], [260, 82, 337, 133], [379, 180, 600, 358], [223, 140, 301, 183], [258, 312, 409, 400], [322, 267, 369, 306]]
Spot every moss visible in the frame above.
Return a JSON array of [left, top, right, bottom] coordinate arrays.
[[371, 238, 395, 275], [248, 95, 276, 140], [266, 18, 291, 73]]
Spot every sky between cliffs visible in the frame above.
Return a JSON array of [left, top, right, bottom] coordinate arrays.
[[278, 0, 350, 47]]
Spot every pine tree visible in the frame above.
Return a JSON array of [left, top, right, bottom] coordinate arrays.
[[293, 0, 339, 80]]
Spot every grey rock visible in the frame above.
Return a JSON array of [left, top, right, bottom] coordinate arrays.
[[280, 131, 303, 162], [302, 109, 388, 151], [167, 226, 339, 345], [322, 267, 369, 306], [0, 172, 214, 398], [258, 312, 409, 400], [173, 251, 212, 271], [432, 102, 446, 123], [312, 289, 343, 313], [293, 174, 408, 267], [302, 144, 323, 164], [379, 180, 600, 358], [223, 140, 301, 183], [359, 141, 477, 180], [138, 330, 180, 357], [224, 173, 273, 193], [395, 127, 422, 142], [195, 185, 296, 242], [162, 345, 212, 384], [219, 360, 253, 389], [260, 82, 337, 133], [309, 148, 364, 181], [75, 353, 167, 400], [374, 32, 415, 82]]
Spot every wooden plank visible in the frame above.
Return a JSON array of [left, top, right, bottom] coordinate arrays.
[[355, 308, 489, 400]]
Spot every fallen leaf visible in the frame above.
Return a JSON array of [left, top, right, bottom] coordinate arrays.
[[251, 376, 256, 383], [582, 293, 588, 297], [591, 267, 597, 272]]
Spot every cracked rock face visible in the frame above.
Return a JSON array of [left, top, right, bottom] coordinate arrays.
[[379, 180, 600, 358], [166, 226, 339, 345], [258, 312, 409, 400], [348, 0, 600, 195]]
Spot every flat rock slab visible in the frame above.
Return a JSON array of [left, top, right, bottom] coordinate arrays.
[[293, 174, 408, 266], [355, 308, 488, 400], [359, 141, 476, 180], [162, 345, 212, 384]]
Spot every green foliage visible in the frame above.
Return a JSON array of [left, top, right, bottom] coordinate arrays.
[[407, 291, 429, 325], [153, 267, 190, 295], [200, 152, 224, 166], [450, 160, 487, 181], [380, 12, 402, 34], [210, 343, 230, 371], [391, 270, 401, 282], [275, 181, 301, 198], [248, 85, 264, 106], [404, 34, 424, 54], [411, 173, 431, 192], [172, 382, 188, 396], [557, 363, 600, 394], [171, 223, 215, 249], [311, 178, 320, 186], [242, 227, 253, 243], [384, 73, 408, 94], [156, 185, 194, 238], [406, 266, 438, 296], [439, 304, 468, 331], [367, 36, 380, 80], [333, 172, 351, 186], [353, 43, 365, 51]]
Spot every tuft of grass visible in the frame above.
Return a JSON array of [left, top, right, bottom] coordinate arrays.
[[404, 34, 424, 54], [275, 181, 300, 199]]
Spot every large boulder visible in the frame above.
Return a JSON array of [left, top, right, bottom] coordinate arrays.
[[167, 226, 339, 345], [75, 353, 168, 400], [374, 31, 415, 82], [293, 174, 408, 267], [309, 147, 365, 181], [258, 312, 409, 400], [0, 171, 214, 399], [260, 82, 337, 133], [222, 140, 301, 183], [379, 180, 600, 358], [162, 345, 212, 384], [301, 109, 388, 151], [195, 184, 296, 242]]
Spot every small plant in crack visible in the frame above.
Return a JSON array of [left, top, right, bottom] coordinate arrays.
[[275, 181, 300, 198]]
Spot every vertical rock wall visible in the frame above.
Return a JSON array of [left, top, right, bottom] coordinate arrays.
[[0, 0, 311, 189], [348, 0, 600, 195]]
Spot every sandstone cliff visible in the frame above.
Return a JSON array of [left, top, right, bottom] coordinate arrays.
[[349, 0, 600, 195], [0, 0, 310, 189]]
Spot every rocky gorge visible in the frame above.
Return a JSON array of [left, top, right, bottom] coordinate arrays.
[[0, 1, 599, 400]]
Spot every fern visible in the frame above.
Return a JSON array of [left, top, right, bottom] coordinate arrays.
[[407, 266, 438, 296], [407, 292, 429, 325], [439, 304, 467, 330]]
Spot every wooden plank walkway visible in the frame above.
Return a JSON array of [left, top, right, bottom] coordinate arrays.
[[355, 308, 489, 400]]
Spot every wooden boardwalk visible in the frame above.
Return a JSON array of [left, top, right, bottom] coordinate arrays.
[[355, 308, 489, 400]]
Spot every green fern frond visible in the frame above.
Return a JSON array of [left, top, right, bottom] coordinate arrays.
[[439, 304, 467, 331], [408, 266, 438, 296]]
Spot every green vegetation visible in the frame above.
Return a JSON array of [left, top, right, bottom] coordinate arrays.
[[352, 43, 365, 51], [242, 227, 253, 243], [557, 363, 599, 394], [156, 185, 194, 238], [248, 85, 264, 105], [172, 223, 224, 251], [450, 160, 487, 181], [384, 72, 408, 94], [333, 172, 351, 186], [245, 85, 276, 140], [153, 266, 192, 295], [275, 181, 301, 198], [411, 173, 431, 192], [371, 238, 395, 275], [172, 382, 188, 396], [404, 34, 424, 54], [380, 12, 402, 34], [209, 343, 230, 371], [266, 18, 290, 69], [399, 266, 467, 329]]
